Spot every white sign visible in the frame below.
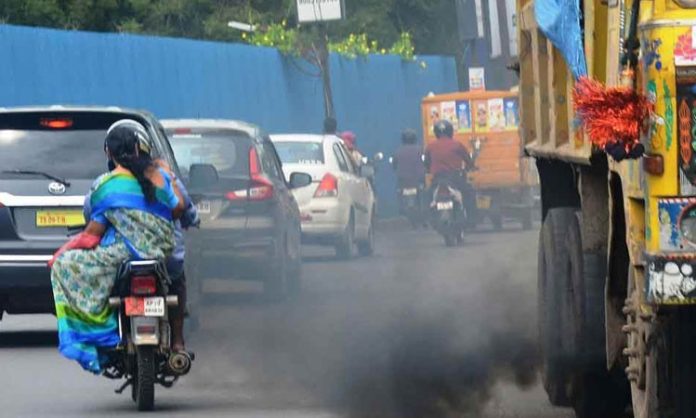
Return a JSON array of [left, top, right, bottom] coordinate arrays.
[[297, 0, 344, 23], [487, 0, 502, 58], [469, 67, 486, 91]]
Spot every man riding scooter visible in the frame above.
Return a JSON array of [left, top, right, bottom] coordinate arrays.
[[425, 120, 476, 231], [392, 129, 426, 227]]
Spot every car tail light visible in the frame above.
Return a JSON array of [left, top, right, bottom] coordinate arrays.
[[227, 147, 275, 201], [315, 173, 338, 198], [246, 146, 274, 201], [40, 118, 73, 129], [131, 275, 157, 296]]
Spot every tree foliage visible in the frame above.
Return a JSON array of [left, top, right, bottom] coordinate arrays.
[[0, 0, 457, 56]]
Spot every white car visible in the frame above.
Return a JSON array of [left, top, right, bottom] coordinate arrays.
[[270, 134, 376, 258]]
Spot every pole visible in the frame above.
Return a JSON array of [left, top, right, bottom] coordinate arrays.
[[318, 24, 335, 119]]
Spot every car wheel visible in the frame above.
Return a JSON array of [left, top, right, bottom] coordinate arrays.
[[358, 213, 375, 257], [335, 213, 355, 260]]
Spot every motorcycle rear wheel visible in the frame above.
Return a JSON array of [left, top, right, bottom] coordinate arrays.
[[133, 346, 156, 411]]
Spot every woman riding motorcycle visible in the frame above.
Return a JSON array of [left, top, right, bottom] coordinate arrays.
[[49, 121, 184, 373], [82, 120, 199, 354]]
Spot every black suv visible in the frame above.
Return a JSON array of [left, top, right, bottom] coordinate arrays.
[[0, 107, 181, 320], [162, 119, 311, 299]]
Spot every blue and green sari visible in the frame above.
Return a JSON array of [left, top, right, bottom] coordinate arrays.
[[50, 171, 178, 373]]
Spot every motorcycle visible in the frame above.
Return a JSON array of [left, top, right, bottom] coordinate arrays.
[[430, 177, 466, 246], [103, 259, 193, 411], [429, 139, 482, 246], [398, 184, 426, 228]]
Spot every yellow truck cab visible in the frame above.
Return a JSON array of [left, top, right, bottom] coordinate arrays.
[[517, 0, 696, 416]]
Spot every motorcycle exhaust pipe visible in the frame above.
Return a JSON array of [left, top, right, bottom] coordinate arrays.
[[168, 351, 192, 375]]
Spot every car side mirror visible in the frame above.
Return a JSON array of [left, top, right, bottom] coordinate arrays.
[[360, 164, 375, 178], [189, 163, 219, 188], [289, 172, 313, 189]]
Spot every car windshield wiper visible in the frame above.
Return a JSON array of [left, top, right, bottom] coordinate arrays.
[[2, 170, 71, 187]]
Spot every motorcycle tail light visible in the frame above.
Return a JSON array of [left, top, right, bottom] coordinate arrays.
[[437, 186, 451, 197], [131, 275, 157, 296], [136, 325, 157, 334]]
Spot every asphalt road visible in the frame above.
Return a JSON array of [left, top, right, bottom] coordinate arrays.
[[0, 221, 574, 418]]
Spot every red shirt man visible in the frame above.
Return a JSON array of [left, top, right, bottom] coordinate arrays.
[[424, 120, 472, 176]]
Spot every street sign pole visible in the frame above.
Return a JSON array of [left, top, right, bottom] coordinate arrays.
[[318, 24, 335, 119], [297, 0, 345, 119]]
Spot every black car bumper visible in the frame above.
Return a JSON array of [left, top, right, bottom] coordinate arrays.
[[187, 235, 278, 280], [0, 256, 55, 314]]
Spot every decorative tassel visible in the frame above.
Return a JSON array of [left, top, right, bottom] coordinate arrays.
[[573, 76, 653, 160]]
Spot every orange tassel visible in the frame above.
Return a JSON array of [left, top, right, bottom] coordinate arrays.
[[573, 76, 653, 152]]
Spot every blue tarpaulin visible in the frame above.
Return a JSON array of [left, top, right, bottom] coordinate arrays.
[[535, 0, 587, 79]]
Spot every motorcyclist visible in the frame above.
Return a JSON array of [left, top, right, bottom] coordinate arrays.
[[392, 129, 425, 189], [424, 120, 476, 221], [392, 129, 426, 223], [84, 120, 199, 353], [340, 131, 364, 165]]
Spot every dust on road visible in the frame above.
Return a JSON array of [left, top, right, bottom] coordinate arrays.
[[188, 223, 569, 418], [0, 223, 573, 418]]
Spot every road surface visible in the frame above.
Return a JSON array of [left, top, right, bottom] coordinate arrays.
[[0, 221, 573, 418]]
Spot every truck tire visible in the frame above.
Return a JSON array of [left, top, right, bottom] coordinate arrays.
[[572, 253, 630, 418], [631, 303, 696, 418], [660, 307, 696, 417], [538, 208, 582, 407], [134, 346, 156, 411]]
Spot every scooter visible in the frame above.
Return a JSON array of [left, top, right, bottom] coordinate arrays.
[[430, 178, 466, 246], [103, 260, 193, 411]]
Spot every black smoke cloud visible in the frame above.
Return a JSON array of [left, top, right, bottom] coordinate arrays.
[[189, 230, 541, 417]]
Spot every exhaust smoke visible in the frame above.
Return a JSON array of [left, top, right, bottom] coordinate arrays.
[[189, 230, 541, 417]]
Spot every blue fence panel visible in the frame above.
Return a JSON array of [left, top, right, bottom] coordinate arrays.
[[0, 24, 457, 216]]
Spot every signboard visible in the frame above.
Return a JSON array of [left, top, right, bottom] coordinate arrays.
[[297, 0, 345, 23], [469, 67, 486, 91]]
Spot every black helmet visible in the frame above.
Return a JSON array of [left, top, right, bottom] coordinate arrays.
[[433, 120, 453, 139], [401, 129, 418, 144], [104, 119, 153, 158]]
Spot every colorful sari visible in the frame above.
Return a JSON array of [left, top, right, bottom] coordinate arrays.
[[50, 171, 178, 373]]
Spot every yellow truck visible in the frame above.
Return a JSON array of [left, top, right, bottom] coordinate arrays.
[[421, 90, 538, 229], [517, 0, 696, 416]]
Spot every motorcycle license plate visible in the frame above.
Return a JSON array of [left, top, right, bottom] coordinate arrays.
[[476, 196, 492, 209], [402, 188, 418, 196], [436, 201, 454, 210], [124, 296, 165, 317], [196, 200, 211, 214]]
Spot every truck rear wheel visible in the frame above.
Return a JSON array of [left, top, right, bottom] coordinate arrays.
[[539, 208, 628, 416], [538, 208, 581, 406], [627, 269, 696, 418], [660, 307, 696, 417]]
